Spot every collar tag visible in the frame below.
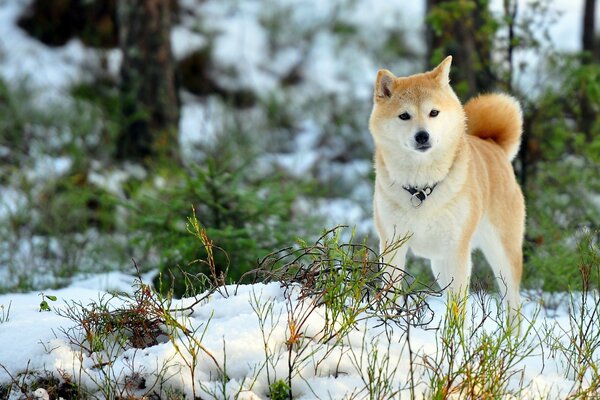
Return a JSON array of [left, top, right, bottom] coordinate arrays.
[[403, 184, 437, 208], [409, 190, 426, 208], [410, 192, 427, 208]]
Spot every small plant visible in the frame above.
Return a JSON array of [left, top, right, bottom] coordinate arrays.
[[423, 290, 540, 399], [347, 331, 403, 399], [57, 269, 223, 399], [269, 379, 291, 400], [247, 226, 439, 398], [544, 234, 600, 397], [38, 293, 57, 312], [249, 289, 285, 393], [0, 301, 11, 323]]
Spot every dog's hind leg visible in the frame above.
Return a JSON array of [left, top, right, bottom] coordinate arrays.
[[477, 219, 523, 326]]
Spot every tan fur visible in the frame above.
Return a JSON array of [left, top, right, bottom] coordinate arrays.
[[369, 56, 525, 322], [464, 93, 523, 161]]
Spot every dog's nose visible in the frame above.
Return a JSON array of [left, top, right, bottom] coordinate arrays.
[[415, 131, 430, 144]]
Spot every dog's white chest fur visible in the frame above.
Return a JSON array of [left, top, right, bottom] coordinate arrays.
[[375, 184, 472, 259]]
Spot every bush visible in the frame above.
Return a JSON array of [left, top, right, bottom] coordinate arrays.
[[128, 158, 317, 296], [269, 379, 291, 400], [522, 56, 600, 291]]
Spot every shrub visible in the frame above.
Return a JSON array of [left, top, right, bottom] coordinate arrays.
[[268, 379, 291, 400], [523, 56, 600, 291], [128, 158, 317, 296]]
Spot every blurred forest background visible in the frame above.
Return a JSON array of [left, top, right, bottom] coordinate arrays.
[[0, 0, 598, 296]]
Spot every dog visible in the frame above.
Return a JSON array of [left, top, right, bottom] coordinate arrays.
[[369, 56, 524, 319]]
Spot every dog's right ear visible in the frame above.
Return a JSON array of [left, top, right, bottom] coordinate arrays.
[[430, 56, 452, 86], [375, 69, 395, 101]]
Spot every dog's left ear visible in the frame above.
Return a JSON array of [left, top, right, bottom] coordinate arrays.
[[430, 55, 452, 86]]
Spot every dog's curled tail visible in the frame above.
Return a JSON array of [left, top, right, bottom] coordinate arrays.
[[464, 93, 523, 161]]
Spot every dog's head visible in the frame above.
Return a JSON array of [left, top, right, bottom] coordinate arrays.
[[369, 56, 465, 158]]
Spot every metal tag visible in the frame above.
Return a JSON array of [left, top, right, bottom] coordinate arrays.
[[410, 191, 426, 208]]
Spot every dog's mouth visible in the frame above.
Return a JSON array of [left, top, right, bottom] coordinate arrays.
[[414, 143, 432, 152]]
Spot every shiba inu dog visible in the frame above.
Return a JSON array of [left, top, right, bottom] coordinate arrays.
[[369, 56, 524, 318]]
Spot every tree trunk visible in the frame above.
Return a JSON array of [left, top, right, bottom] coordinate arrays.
[[503, 0, 518, 92], [581, 0, 596, 139], [582, 0, 596, 57], [116, 0, 180, 164], [426, 0, 496, 99]]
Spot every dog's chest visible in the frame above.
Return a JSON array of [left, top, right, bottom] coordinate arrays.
[[375, 187, 471, 257]]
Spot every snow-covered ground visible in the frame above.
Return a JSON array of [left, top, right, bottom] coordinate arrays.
[[0, 273, 595, 399], [1, 1, 599, 398]]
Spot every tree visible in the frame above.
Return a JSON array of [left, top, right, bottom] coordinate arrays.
[[116, 0, 180, 164], [582, 0, 597, 59], [425, 0, 498, 99], [581, 0, 597, 138]]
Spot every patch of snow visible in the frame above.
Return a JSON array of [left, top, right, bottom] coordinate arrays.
[[489, 0, 600, 53], [315, 198, 372, 236], [0, 276, 594, 399], [0, 0, 88, 102], [201, 2, 276, 92], [31, 388, 50, 400], [265, 150, 319, 178], [104, 48, 123, 78], [343, 0, 421, 31], [70, 271, 155, 294], [87, 162, 147, 198], [0, 145, 10, 158], [171, 26, 207, 60], [178, 99, 221, 157], [25, 155, 72, 182], [0, 186, 26, 219]]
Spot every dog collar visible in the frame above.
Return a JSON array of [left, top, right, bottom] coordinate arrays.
[[402, 183, 438, 208]]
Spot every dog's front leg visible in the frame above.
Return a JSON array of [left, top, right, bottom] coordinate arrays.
[[380, 242, 408, 290], [430, 250, 472, 298], [430, 251, 472, 327], [377, 239, 409, 308]]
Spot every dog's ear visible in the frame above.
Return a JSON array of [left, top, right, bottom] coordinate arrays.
[[375, 69, 395, 100], [430, 55, 452, 86]]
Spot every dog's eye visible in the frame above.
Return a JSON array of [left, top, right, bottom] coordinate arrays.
[[429, 109, 440, 117], [399, 112, 411, 120]]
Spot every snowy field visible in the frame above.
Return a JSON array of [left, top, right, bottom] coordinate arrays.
[[1, 0, 599, 398], [0, 272, 596, 399]]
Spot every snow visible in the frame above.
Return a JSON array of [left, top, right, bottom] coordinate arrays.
[[0, 186, 26, 219], [87, 162, 147, 198], [0, 0, 593, 101], [171, 26, 207, 61], [25, 155, 72, 183], [0, 1, 598, 398], [178, 98, 224, 157], [0, 0, 94, 103], [70, 271, 156, 294], [488, 0, 600, 53], [0, 274, 596, 399], [209, 8, 275, 92]]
